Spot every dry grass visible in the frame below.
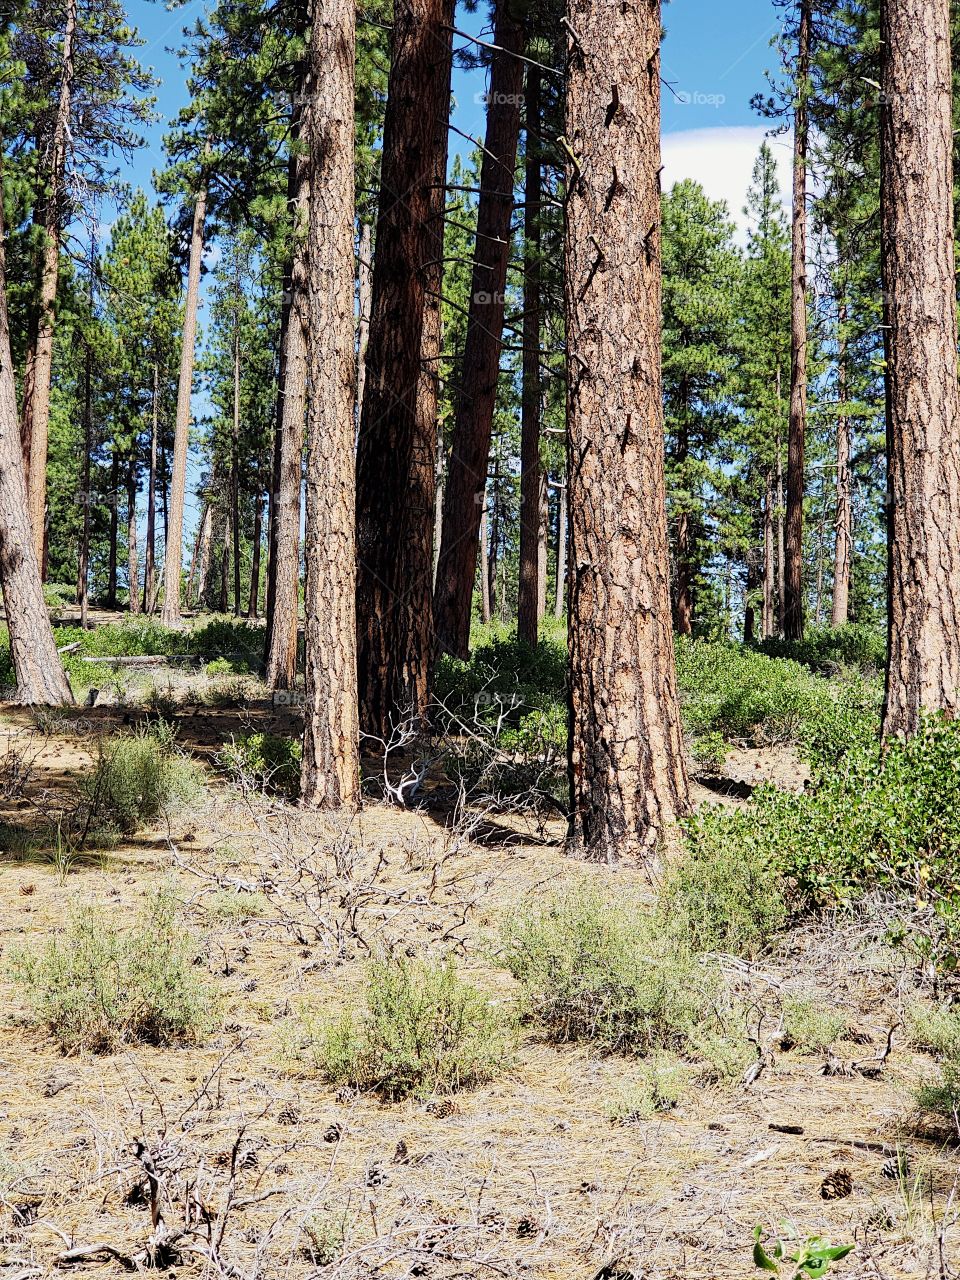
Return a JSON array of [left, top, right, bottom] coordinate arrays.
[[0, 688, 959, 1279]]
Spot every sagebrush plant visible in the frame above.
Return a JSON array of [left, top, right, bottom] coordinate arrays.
[[9, 888, 218, 1051], [81, 724, 203, 836], [307, 955, 514, 1100], [606, 1056, 688, 1124], [500, 883, 719, 1055], [906, 1001, 960, 1059], [781, 995, 846, 1054]]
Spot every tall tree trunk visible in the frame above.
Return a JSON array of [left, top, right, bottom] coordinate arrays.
[[247, 491, 263, 621], [143, 362, 159, 613], [775, 365, 786, 635], [231, 332, 242, 616], [537, 471, 548, 619], [744, 550, 759, 644], [553, 480, 566, 619], [673, 408, 693, 636], [107, 448, 119, 608], [433, 0, 525, 660], [0, 166, 72, 703], [127, 454, 140, 615], [21, 0, 77, 571], [517, 62, 542, 649], [354, 0, 456, 737], [784, 0, 810, 641], [880, 0, 960, 737], [564, 0, 689, 860], [220, 514, 230, 614], [300, 0, 360, 808], [479, 501, 492, 625], [264, 124, 310, 689], [77, 340, 92, 630], [192, 501, 213, 610], [356, 222, 373, 413], [763, 470, 775, 638], [831, 301, 852, 627], [161, 179, 208, 626]]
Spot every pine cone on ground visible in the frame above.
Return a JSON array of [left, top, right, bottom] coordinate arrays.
[[820, 1168, 854, 1200]]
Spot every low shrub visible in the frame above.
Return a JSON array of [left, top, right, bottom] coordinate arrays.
[[906, 1001, 960, 1059], [606, 1057, 688, 1123], [9, 889, 219, 1051], [781, 995, 847, 1054], [81, 725, 203, 836], [758, 622, 886, 675], [222, 732, 301, 796], [206, 889, 270, 921], [310, 955, 514, 1100], [500, 883, 718, 1055]]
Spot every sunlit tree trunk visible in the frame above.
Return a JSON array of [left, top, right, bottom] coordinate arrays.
[[880, 0, 960, 737], [143, 362, 159, 613], [831, 302, 852, 628], [127, 453, 140, 615], [518, 62, 542, 649], [565, 0, 689, 860]]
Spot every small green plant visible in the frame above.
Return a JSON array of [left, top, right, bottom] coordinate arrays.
[[606, 1058, 687, 1124], [906, 1000, 960, 1059], [81, 726, 203, 836], [206, 889, 270, 922], [145, 681, 180, 721], [310, 955, 514, 1100], [9, 888, 219, 1052], [222, 732, 301, 797], [500, 883, 718, 1056], [301, 1211, 348, 1265], [753, 1225, 854, 1279], [782, 996, 847, 1054]]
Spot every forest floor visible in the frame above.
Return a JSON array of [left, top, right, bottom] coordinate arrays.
[[0, 657, 957, 1280]]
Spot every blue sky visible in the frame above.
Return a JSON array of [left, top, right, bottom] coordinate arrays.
[[124, 0, 791, 222]]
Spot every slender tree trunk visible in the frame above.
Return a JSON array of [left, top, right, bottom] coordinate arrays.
[[161, 179, 208, 626], [831, 301, 852, 627], [763, 470, 775, 638], [517, 62, 542, 649], [300, 0, 360, 808], [537, 471, 548, 619], [565, 0, 689, 860], [220, 514, 230, 614], [192, 501, 213, 610], [356, 222, 373, 414], [744, 551, 759, 644], [107, 449, 119, 608], [263, 283, 289, 642], [775, 396, 786, 633], [21, 0, 77, 571], [127, 454, 140, 615], [880, 0, 960, 737], [487, 467, 499, 621], [673, 408, 693, 636], [143, 362, 159, 613], [784, 0, 810, 641], [77, 341, 92, 630], [553, 480, 566, 619], [355, 0, 456, 737], [264, 125, 310, 689], [433, 0, 525, 659], [231, 332, 242, 616], [247, 491, 263, 620]]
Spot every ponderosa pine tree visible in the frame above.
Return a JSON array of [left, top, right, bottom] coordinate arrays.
[[564, 0, 689, 859], [300, 0, 360, 808], [880, 0, 960, 737], [433, 0, 526, 660], [354, 0, 456, 736]]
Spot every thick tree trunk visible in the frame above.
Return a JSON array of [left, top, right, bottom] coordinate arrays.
[[355, 0, 456, 737], [880, 0, 960, 737], [0, 162, 72, 704], [143, 363, 159, 613], [831, 303, 852, 628], [784, 0, 810, 641], [300, 0, 360, 808], [564, 0, 689, 860], [356, 222, 373, 413], [517, 62, 542, 649], [264, 147, 309, 689], [553, 480, 566, 619], [161, 180, 208, 626], [433, 0, 525, 659], [21, 0, 77, 572], [127, 454, 140, 615]]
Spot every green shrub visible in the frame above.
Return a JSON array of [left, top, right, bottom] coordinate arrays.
[[782, 996, 846, 1053], [606, 1057, 688, 1123], [82, 726, 203, 836], [9, 889, 219, 1051], [500, 884, 719, 1055], [433, 633, 566, 724], [206, 889, 270, 921], [311, 955, 514, 1100], [758, 622, 886, 675], [658, 812, 789, 956], [222, 732, 301, 796], [906, 1002, 960, 1059]]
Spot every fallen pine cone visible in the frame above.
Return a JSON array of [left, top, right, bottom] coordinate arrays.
[[425, 1097, 457, 1118], [277, 1103, 299, 1125], [820, 1168, 854, 1200], [19, 883, 35, 896], [515, 1216, 539, 1239]]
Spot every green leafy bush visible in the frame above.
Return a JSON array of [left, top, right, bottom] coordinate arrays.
[[9, 889, 219, 1051], [311, 955, 514, 1100], [222, 732, 301, 796], [758, 622, 886, 675], [500, 883, 719, 1055], [82, 726, 203, 836], [781, 996, 846, 1054]]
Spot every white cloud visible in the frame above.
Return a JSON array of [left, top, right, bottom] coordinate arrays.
[[662, 125, 793, 239]]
